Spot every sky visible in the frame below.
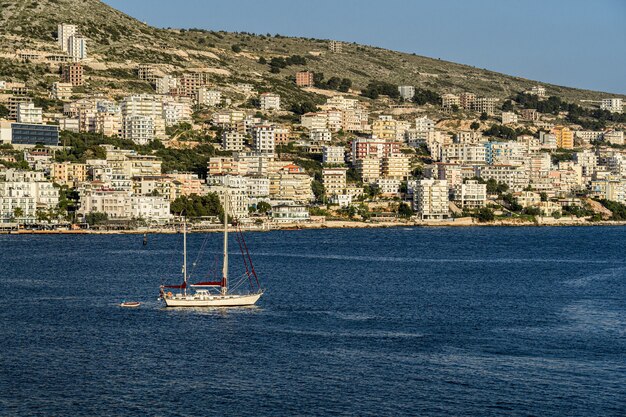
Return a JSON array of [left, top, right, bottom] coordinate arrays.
[[103, 0, 626, 94]]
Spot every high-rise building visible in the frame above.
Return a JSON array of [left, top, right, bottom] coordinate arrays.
[[551, 126, 574, 149], [398, 86, 415, 100], [414, 179, 449, 220], [68, 35, 87, 60], [57, 24, 76, 52]]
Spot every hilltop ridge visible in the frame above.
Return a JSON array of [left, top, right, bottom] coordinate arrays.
[[0, 0, 623, 104]]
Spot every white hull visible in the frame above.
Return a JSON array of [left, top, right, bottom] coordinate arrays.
[[163, 292, 263, 308]]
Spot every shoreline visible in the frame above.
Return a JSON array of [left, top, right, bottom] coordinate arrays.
[[3, 217, 626, 235]]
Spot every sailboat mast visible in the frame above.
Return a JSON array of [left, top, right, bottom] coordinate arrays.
[[222, 190, 229, 295], [183, 217, 187, 295]]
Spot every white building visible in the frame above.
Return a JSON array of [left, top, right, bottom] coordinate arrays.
[[413, 179, 449, 220], [17, 103, 43, 124], [398, 85, 415, 100], [222, 131, 245, 152], [601, 98, 623, 114], [502, 112, 518, 125], [57, 24, 76, 52], [252, 125, 275, 154], [52, 82, 73, 101], [155, 75, 178, 95], [260, 93, 281, 111], [122, 115, 154, 145], [415, 116, 436, 132], [162, 100, 192, 126], [131, 195, 172, 224], [452, 180, 487, 209], [197, 88, 222, 107], [604, 130, 624, 146], [68, 34, 87, 60], [310, 128, 332, 142], [376, 178, 401, 196], [0, 170, 59, 223], [539, 131, 557, 149], [323, 146, 345, 165]]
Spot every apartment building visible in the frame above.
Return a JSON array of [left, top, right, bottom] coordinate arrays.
[[472, 97, 498, 115], [268, 167, 314, 202], [478, 164, 529, 192], [354, 156, 380, 183], [328, 40, 343, 53], [452, 180, 487, 209], [600, 98, 623, 114], [398, 85, 415, 100], [222, 130, 245, 152], [322, 146, 345, 165], [61, 63, 84, 86], [68, 35, 87, 60], [197, 88, 222, 107], [322, 167, 347, 197], [274, 127, 291, 145], [50, 162, 87, 187], [52, 82, 73, 101], [528, 85, 546, 97], [310, 128, 332, 142], [442, 143, 486, 164], [413, 179, 449, 220], [459, 92, 476, 109], [17, 103, 43, 124], [552, 126, 574, 149], [260, 93, 281, 111], [122, 115, 154, 145], [502, 112, 518, 125], [351, 138, 401, 161], [296, 71, 315, 87], [155, 75, 178, 95], [415, 116, 436, 132], [381, 154, 411, 180], [441, 94, 460, 110], [520, 109, 539, 122], [252, 125, 275, 154], [57, 24, 76, 52]]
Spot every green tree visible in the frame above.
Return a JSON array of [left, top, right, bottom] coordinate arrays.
[[170, 193, 223, 218], [476, 207, 495, 222], [0, 104, 9, 118], [85, 212, 108, 226], [258, 57, 267, 65], [231, 44, 242, 53], [256, 201, 271, 214], [479, 112, 489, 121], [13, 207, 24, 219], [397, 202, 413, 218], [501, 100, 514, 111], [470, 121, 480, 130]]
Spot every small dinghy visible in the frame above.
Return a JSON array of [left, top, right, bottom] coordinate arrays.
[[120, 301, 141, 308]]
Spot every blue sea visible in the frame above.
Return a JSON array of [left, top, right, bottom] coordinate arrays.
[[0, 227, 625, 416]]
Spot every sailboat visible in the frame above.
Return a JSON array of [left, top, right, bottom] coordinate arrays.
[[159, 192, 264, 307]]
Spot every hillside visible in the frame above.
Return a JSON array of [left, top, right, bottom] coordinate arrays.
[[0, 0, 623, 106]]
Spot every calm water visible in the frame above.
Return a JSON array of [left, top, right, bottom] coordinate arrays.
[[0, 227, 625, 416]]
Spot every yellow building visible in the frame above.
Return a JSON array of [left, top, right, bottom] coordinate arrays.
[[50, 162, 87, 186], [371, 116, 398, 140], [552, 126, 574, 149]]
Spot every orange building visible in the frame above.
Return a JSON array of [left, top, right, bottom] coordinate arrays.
[[61, 63, 84, 86], [295, 71, 315, 87], [551, 126, 574, 149]]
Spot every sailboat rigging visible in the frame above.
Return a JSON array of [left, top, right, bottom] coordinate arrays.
[[159, 191, 264, 307]]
